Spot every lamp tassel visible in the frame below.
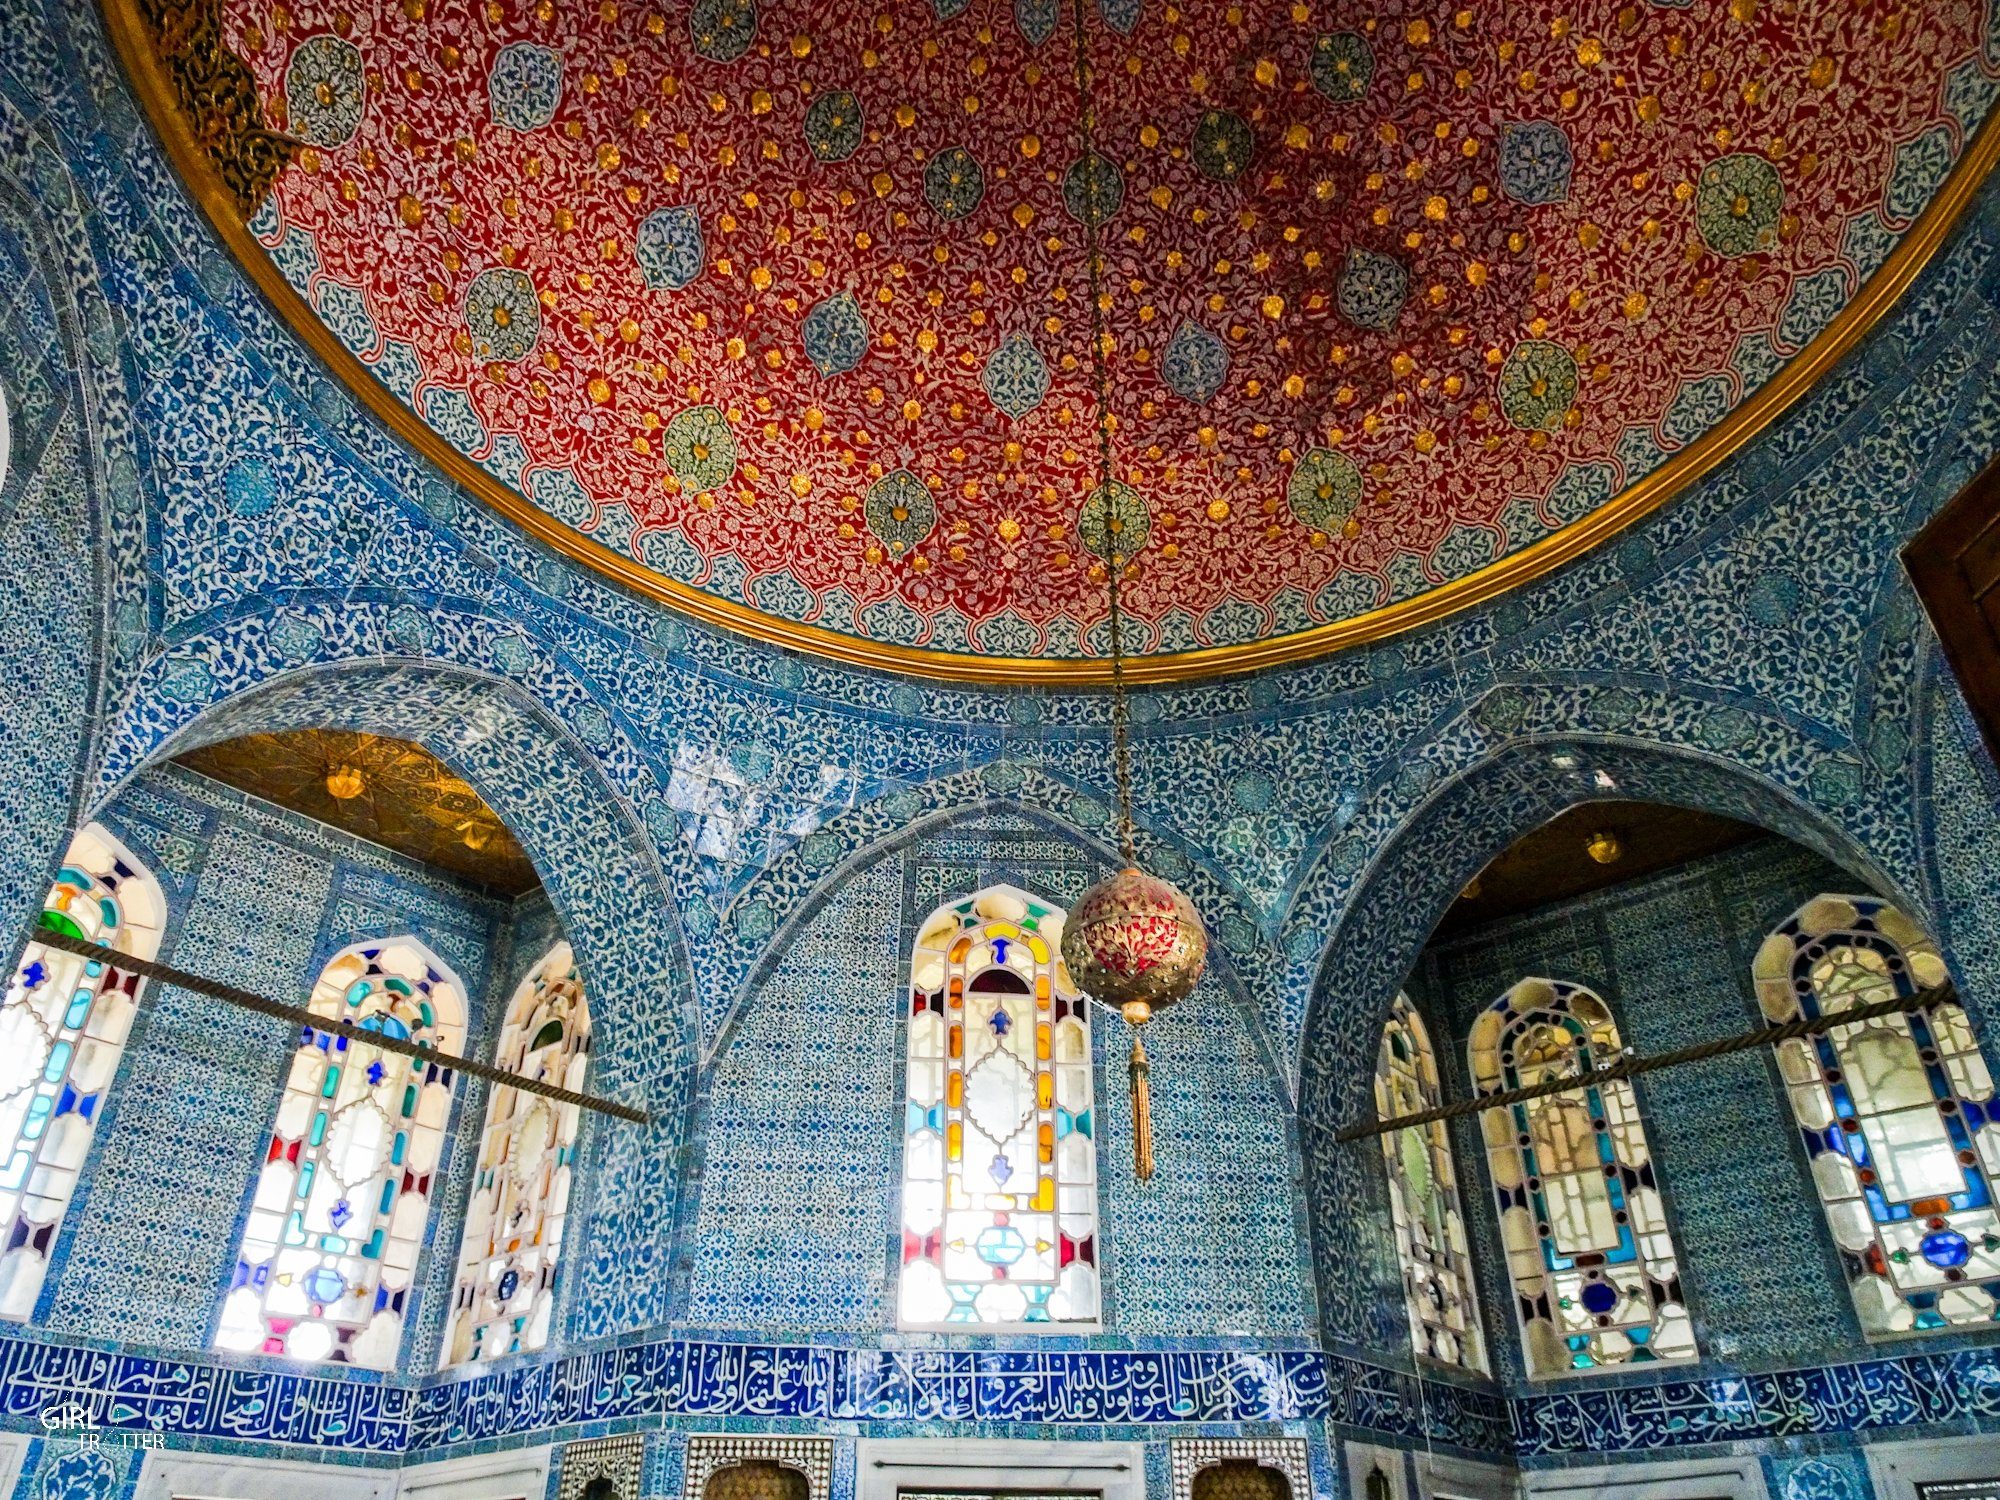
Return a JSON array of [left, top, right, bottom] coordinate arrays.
[[1129, 1031, 1154, 1181]]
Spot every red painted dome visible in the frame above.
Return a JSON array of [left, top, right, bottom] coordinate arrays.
[[187, 0, 1994, 673]]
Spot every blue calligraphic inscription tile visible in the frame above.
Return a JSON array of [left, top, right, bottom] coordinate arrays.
[[1342, 1361, 1422, 1437], [0, 1335, 411, 1452], [1510, 1344, 2000, 1458], [839, 1349, 975, 1422], [1941, 1347, 2000, 1421], [7, 1330, 1999, 1464], [598, 1345, 669, 1421], [738, 1343, 826, 1417]]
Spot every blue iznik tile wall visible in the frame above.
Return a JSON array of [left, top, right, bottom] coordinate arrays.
[[40, 765, 522, 1366], [0, 183, 110, 1015], [678, 811, 1313, 1339], [1418, 835, 1872, 1386], [4, 0, 2000, 1480], [681, 854, 909, 1333]]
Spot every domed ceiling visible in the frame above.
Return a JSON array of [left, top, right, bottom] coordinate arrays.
[[119, 0, 1997, 678]]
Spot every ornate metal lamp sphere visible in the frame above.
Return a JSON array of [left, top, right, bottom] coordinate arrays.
[[1060, 866, 1210, 1025]]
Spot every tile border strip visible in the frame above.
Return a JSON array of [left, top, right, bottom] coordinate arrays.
[[5, 1331, 1998, 1461]]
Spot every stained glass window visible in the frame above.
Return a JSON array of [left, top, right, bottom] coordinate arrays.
[[1377, 995, 1488, 1374], [216, 938, 463, 1368], [1, 825, 162, 1320], [897, 885, 1098, 1328], [443, 940, 589, 1365], [1469, 978, 1696, 1376], [1756, 894, 2000, 1335]]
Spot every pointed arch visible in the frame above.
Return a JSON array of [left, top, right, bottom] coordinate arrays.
[[1756, 894, 2000, 1335], [1295, 733, 1922, 1351], [898, 883, 1099, 1330], [216, 936, 465, 1368], [87, 652, 694, 1343], [1468, 978, 1695, 1377], [1376, 995, 1486, 1374], [0, 823, 163, 1319], [443, 940, 590, 1365], [708, 766, 1283, 1085]]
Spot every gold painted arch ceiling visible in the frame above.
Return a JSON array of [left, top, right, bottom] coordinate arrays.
[[128, 0, 1999, 676]]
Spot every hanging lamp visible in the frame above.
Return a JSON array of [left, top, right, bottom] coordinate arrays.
[[1053, 0, 1210, 1182]]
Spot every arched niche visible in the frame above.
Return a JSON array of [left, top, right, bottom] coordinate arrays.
[[679, 798, 1316, 1340], [681, 1438, 831, 1500], [89, 658, 693, 1341], [0, 173, 146, 967], [1171, 1440, 1309, 1500], [715, 789, 1283, 1087], [1294, 733, 1922, 1355]]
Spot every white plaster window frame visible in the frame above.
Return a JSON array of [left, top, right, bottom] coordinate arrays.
[[853, 1437, 1143, 1500], [1519, 1455, 1767, 1500], [1865, 1432, 2000, 1500], [398, 1448, 556, 1500], [134, 1452, 399, 1500], [1343, 1441, 1412, 1500], [892, 884, 1105, 1338], [395, 1448, 553, 1500], [1412, 1452, 1519, 1500], [1170, 1437, 1311, 1500], [0, 1433, 29, 1500], [683, 1436, 835, 1500]]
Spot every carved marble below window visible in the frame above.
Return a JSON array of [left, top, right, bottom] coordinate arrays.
[[1171, 1440, 1309, 1500], [560, 1435, 644, 1500], [683, 1437, 833, 1500]]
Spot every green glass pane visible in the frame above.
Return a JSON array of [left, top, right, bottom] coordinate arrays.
[[36, 911, 86, 941]]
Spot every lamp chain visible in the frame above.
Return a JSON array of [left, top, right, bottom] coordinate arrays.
[[1065, 0, 1138, 868]]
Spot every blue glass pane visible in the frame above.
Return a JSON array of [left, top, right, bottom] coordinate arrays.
[[1922, 1230, 1972, 1269], [302, 1267, 345, 1304]]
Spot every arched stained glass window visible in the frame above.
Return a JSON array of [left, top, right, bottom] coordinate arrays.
[[1, 825, 162, 1319], [443, 940, 589, 1365], [897, 885, 1099, 1329], [1377, 995, 1487, 1374], [1469, 978, 1695, 1377], [1756, 894, 2000, 1335], [216, 937, 463, 1368]]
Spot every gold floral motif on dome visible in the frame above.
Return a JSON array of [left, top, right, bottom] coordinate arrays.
[[105, 0, 2000, 680]]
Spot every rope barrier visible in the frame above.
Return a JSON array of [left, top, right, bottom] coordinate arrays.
[[1326, 980, 1956, 1143], [23, 924, 651, 1124]]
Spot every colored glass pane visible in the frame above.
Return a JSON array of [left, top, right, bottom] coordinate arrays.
[[0, 826, 162, 1321], [1468, 978, 1696, 1377], [1376, 995, 1488, 1374], [215, 937, 463, 1368], [898, 885, 1098, 1329], [443, 940, 589, 1366], [1755, 895, 2000, 1336]]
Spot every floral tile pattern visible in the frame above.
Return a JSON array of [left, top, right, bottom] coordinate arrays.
[[2, 0, 2000, 1481], [120, 0, 2000, 660]]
